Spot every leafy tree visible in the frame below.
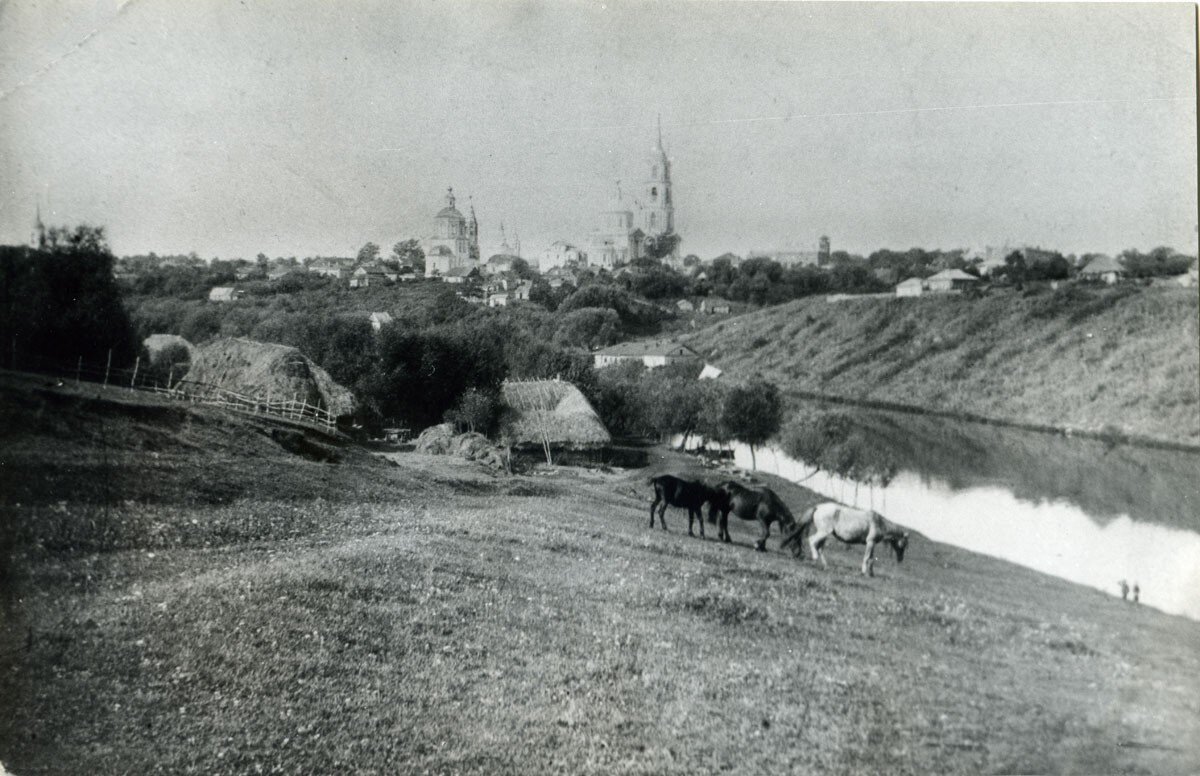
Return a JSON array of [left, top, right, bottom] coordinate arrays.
[[444, 387, 501, 434], [1120, 247, 1194, 278], [0, 225, 138, 368], [357, 242, 381, 263], [366, 327, 507, 431], [720, 379, 783, 469], [392, 239, 425, 273], [629, 264, 687, 299], [553, 307, 621, 349], [140, 342, 191, 388], [1000, 251, 1027, 288], [179, 306, 223, 343], [508, 257, 537, 280], [1025, 252, 1070, 281], [642, 231, 681, 260]]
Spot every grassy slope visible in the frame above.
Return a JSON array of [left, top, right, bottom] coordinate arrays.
[[683, 285, 1200, 445], [2, 379, 1199, 774]]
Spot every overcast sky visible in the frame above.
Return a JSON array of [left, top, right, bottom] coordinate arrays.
[[1, 1, 1195, 260]]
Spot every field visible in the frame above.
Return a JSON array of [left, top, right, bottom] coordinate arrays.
[[684, 284, 1200, 445], [3, 375, 1200, 774]]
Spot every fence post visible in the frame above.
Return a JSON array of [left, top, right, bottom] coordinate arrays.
[[76, 356, 82, 385], [103, 349, 112, 387], [129, 356, 140, 391], [167, 366, 174, 393]]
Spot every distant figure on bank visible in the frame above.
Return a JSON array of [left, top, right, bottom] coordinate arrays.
[[1132, 583, 1140, 603], [1119, 579, 1129, 601]]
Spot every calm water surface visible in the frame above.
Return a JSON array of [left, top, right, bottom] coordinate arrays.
[[719, 410, 1200, 620]]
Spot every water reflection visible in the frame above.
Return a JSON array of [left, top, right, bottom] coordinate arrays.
[[718, 428, 1200, 621]]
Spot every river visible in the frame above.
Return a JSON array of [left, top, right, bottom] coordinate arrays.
[[707, 409, 1200, 620]]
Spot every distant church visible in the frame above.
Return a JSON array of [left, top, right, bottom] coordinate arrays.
[[424, 187, 480, 277], [588, 118, 677, 268]]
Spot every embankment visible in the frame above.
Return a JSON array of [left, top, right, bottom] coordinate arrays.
[[684, 284, 1200, 445]]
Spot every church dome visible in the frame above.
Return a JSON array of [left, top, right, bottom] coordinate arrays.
[[435, 187, 465, 221]]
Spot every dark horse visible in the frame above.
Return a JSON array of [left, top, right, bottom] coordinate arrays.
[[649, 475, 728, 538], [709, 480, 800, 553]]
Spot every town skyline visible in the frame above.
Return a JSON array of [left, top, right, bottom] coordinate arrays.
[[2, 2, 1196, 261]]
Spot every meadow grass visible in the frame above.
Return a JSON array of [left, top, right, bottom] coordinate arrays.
[[2, 378, 1199, 774]]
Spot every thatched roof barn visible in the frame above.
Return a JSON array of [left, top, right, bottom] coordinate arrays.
[[186, 338, 355, 416], [500, 379, 611, 450]]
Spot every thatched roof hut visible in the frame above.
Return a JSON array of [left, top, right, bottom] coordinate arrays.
[[499, 379, 611, 450], [186, 338, 355, 416]]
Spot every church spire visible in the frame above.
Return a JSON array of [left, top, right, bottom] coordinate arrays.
[[656, 113, 664, 153], [32, 203, 45, 249], [445, 186, 456, 210]]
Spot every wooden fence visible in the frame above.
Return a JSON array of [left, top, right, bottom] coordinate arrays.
[[5, 352, 338, 432]]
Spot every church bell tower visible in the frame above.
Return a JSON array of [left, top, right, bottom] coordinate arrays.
[[640, 116, 675, 254]]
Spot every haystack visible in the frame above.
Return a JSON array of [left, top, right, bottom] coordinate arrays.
[[415, 423, 506, 471], [499, 379, 611, 450], [186, 338, 355, 416], [143, 333, 196, 361]]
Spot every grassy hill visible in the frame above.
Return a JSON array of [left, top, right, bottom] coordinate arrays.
[[683, 284, 1200, 445], [3, 374, 1199, 773]]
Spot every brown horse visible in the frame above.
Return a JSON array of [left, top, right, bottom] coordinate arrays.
[[649, 475, 728, 538], [709, 480, 799, 553]]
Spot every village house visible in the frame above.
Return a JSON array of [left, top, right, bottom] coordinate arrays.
[[543, 265, 581, 289], [442, 265, 479, 284], [308, 257, 354, 279], [267, 263, 296, 282], [1078, 255, 1126, 284], [592, 339, 702, 369], [1179, 258, 1199, 287], [208, 286, 240, 303], [488, 280, 532, 306], [924, 268, 980, 293], [895, 277, 926, 297], [484, 253, 521, 276], [968, 244, 1014, 278], [699, 298, 731, 314], [676, 299, 695, 312], [349, 263, 396, 289]]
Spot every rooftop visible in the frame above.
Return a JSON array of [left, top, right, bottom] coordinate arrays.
[[594, 338, 701, 358]]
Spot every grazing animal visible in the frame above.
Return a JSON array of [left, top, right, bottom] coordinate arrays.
[[648, 475, 728, 538], [709, 480, 798, 553], [783, 502, 909, 577]]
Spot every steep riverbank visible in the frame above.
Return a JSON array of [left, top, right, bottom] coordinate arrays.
[[684, 284, 1200, 445], [3, 376, 1199, 774]]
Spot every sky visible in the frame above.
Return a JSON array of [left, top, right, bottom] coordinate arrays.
[[0, 1, 1196, 261]]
